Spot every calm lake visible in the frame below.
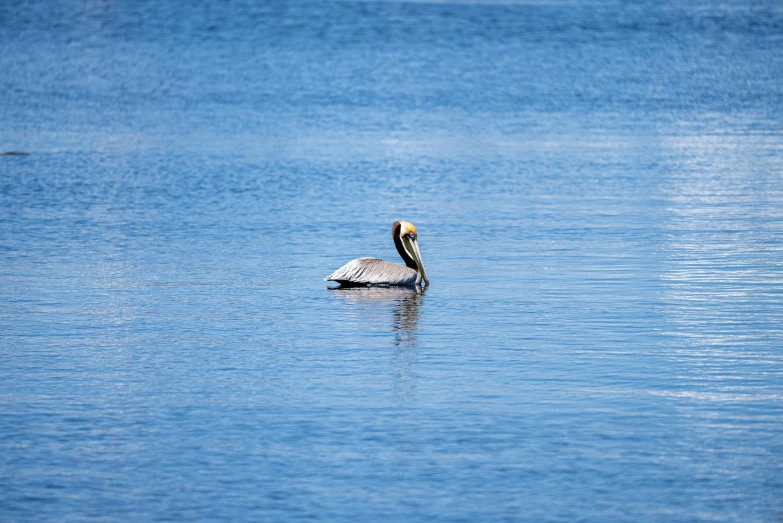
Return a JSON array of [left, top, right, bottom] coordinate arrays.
[[1, 0, 782, 521]]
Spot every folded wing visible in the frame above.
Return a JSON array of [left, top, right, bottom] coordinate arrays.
[[325, 257, 419, 286]]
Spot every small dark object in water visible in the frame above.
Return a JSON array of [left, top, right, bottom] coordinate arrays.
[[2, 151, 30, 156]]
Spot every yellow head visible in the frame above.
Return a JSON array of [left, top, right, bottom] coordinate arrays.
[[398, 221, 418, 238]]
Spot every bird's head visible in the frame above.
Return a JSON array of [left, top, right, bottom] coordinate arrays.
[[395, 221, 429, 286]]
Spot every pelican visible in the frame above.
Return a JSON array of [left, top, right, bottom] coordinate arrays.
[[326, 221, 429, 287]]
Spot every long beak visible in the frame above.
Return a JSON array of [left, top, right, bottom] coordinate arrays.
[[403, 236, 429, 286]]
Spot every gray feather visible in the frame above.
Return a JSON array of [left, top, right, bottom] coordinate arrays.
[[326, 257, 420, 286]]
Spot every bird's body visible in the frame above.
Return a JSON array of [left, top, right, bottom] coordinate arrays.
[[326, 257, 421, 286], [326, 221, 429, 287]]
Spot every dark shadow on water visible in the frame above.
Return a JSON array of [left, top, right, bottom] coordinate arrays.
[[327, 285, 427, 399]]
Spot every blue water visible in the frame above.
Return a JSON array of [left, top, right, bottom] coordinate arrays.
[[2, 0, 783, 521]]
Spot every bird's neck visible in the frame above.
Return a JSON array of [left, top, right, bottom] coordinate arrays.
[[392, 222, 418, 269]]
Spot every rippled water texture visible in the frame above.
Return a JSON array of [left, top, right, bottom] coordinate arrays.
[[1, 0, 782, 521]]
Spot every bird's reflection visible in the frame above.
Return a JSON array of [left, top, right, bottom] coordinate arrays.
[[328, 286, 426, 399]]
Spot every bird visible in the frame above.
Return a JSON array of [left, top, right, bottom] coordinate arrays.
[[325, 221, 429, 287]]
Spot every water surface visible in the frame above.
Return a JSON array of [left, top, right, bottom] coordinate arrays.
[[1, 0, 782, 521]]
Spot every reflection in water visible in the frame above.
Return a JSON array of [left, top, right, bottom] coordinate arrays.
[[657, 135, 783, 421], [328, 286, 426, 399]]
